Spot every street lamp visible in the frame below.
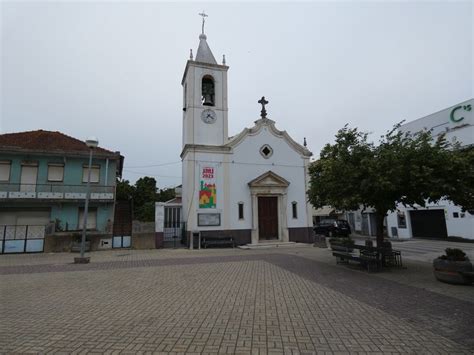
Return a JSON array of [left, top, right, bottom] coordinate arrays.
[[74, 136, 99, 264]]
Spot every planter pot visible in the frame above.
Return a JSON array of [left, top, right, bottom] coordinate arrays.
[[74, 256, 90, 264], [71, 241, 91, 253], [433, 258, 473, 285]]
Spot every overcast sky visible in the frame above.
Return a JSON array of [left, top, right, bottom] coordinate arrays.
[[1, 1, 472, 188]]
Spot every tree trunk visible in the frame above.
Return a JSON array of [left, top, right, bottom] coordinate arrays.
[[375, 211, 386, 247]]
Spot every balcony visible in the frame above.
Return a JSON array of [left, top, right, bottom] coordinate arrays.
[[0, 183, 115, 201]]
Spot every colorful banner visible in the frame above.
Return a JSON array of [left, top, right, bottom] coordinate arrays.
[[199, 165, 217, 208]]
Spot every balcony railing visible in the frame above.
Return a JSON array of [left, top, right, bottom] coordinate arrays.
[[0, 183, 115, 200]]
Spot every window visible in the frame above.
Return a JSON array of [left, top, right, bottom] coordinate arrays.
[[0, 161, 11, 181], [259, 144, 273, 159], [238, 202, 244, 220], [453, 212, 459, 218], [82, 165, 100, 183], [201, 75, 215, 106], [78, 208, 97, 230], [47, 164, 64, 182], [292, 202, 298, 219], [183, 83, 187, 110], [397, 211, 407, 228]]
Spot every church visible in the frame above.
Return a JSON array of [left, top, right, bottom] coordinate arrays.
[[157, 17, 313, 247]]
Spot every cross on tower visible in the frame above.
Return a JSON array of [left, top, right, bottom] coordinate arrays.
[[258, 96, 269, 119], [199, 11, 208, 34]]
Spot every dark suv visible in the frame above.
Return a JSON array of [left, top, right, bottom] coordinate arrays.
[[313, 219, 351, 237]]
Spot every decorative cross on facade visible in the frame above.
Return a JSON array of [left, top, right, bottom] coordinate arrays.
[[199, 11, 208, 34], [258, 96, 269, 119]]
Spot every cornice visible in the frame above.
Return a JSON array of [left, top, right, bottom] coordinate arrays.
[[226, 118, 313, 157], [180, 144, 232, 159]]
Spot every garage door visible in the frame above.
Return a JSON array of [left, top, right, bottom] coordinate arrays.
[[410, 209, 448, 239], [0, 210, 49, 253]]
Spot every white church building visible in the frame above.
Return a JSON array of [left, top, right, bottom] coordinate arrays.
[[156, 21, 313, 247]]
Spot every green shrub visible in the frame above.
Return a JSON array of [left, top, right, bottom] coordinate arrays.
[[438, 248, 468, 261]]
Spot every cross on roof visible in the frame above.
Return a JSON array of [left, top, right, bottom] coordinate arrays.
[[199, 11, 208, 34], [258, 96, 269, 119]]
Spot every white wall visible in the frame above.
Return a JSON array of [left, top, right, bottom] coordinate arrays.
[[386, 210, 412, 239], [182, 64, 228, 147], [387, 200, 474, 240], [400, 98, 473, 147], [229, 127, 310, 230]]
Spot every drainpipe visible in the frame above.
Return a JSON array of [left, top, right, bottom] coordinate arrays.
[[105, 158, 109, 185]]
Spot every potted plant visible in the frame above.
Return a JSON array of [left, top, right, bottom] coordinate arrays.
[[433, 248, 473, 285], [329, 237, 355, 252]]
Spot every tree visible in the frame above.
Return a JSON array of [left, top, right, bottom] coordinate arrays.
[[157, 187, 176, 202], [133, 177, 158, 221], [116, 179, 134, 201], [116, 177, 179, 222], [308, 123, 473, 246], [440, 146, 474, 212]]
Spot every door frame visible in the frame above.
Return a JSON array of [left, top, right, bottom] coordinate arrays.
[[248, 171, 290, 244]]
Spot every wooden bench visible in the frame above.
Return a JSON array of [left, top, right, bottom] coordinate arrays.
[[332, 250, 380, 272], [201, 235, 235, 249]]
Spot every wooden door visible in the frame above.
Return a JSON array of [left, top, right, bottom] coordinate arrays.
[[258, 196, 278, 240]]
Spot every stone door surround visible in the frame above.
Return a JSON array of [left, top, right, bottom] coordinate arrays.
[[248, 171, 290, 244]]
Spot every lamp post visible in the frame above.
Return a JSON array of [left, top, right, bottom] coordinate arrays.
[[74, 136, 98, 264]]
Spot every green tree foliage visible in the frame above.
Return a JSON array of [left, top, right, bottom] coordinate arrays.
[[116, 179, 134, 201], [157, 187, 177, 202], [308, 124, 473, 246], [133, 177, 158, 208], [115, 177, 177, 222]]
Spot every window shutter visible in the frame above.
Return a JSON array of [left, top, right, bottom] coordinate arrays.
[[48, 165, 64, 182], [0, 161, 11, 181], [82, 165, 100, 183]]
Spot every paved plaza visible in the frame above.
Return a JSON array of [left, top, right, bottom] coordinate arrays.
[[1, 244, 473, 354]]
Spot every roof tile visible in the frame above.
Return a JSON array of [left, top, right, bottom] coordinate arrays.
[[0, 130, 118, 156]]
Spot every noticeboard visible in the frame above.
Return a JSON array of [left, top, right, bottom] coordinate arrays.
[[197, 213, 221, 226]]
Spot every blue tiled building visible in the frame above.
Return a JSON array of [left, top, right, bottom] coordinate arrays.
[[0, 130, 123, 253]]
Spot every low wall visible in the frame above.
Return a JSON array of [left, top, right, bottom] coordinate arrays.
[[131, 233, 156, 249], [44, 233, 112, 253], [130, 221, 157, 249], [132, 221, 155, 233]]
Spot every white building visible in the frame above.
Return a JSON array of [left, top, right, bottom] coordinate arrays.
[[387, 98, 473, 240], [156, 24, 313, 246]]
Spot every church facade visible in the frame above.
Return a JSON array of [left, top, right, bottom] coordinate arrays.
[[170, 26, 313, 246]]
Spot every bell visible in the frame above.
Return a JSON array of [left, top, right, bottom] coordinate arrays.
[[202, 94, 214, 106]]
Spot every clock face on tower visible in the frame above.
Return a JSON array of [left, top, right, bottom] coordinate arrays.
[[201, 109, 217, 124]]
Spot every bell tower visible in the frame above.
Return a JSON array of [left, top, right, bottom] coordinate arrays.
[[181, 13, 229, 148]]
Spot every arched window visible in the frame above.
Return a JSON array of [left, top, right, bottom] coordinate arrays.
[[238, 202, 244, 220], [292, 202, 298, 219], [201, 75, 215, 106]]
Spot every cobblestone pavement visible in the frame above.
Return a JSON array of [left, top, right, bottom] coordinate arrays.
[[1, 247, 473, 354]]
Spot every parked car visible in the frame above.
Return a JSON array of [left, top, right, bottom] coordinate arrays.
[[313, 219, 351, 237]]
